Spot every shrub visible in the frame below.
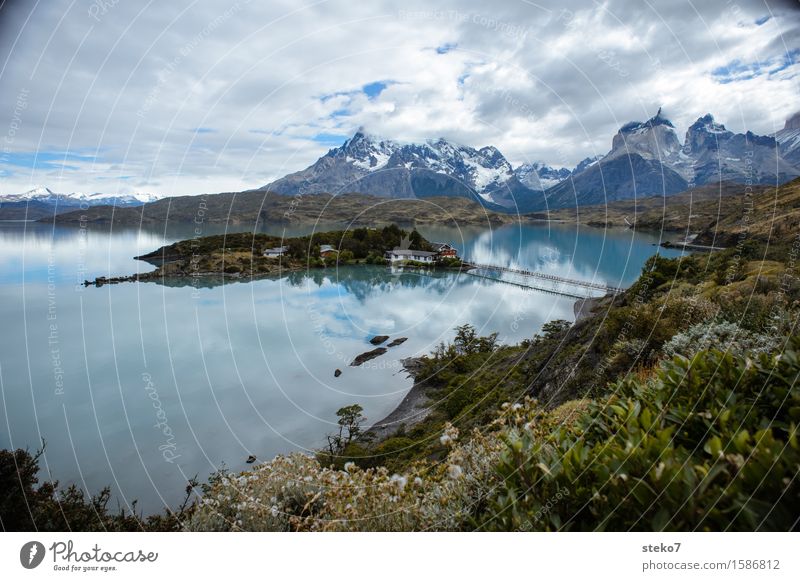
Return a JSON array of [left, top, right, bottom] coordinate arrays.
[[0, 445, 195, 531], [187, 426, 504, 531], [438, 257, 462, 268], [479, 339, 800, 531], [663, 320, 783, 359], [338, 249, 355, 263]]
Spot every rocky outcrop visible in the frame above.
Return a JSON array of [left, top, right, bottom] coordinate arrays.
[[544, 153, 688, 207], [775, 111, 800, 165], [542, 110, 800, 210], [350, 347, 388, 366]]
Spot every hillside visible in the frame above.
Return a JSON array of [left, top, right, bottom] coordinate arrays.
[[691, 176, 800, 247], [47, 191, 518, 228], [543, 181, 773, 230], [543, 177, 800, 250]]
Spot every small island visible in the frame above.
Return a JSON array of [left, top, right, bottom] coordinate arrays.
[[84, 225, 464, 286]]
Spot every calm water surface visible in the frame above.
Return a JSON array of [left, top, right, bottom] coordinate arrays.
[[0, 220, 681, 512]]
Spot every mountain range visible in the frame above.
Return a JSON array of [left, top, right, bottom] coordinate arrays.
[[261, 131, 534, 210], [262, 109, 800, 211], [0, 187, 160, 220], [5, 109, 799, 220]]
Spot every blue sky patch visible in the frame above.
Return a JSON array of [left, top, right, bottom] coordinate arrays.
[[312, 132, 348, 145], [0, 150, 96, 171], [362, 80, 388, 99], [712, 49, 799, 83]]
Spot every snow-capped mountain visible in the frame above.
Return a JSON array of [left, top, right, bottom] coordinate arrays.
[[262, 111, 800, 212], [543, 110, 800, 209], [514, 162, 571, 190], [683, 113, 798, 186], [608, 108, 685, 167], [1, 186, 161, 207], [572, 156, 604, 174], [261, 130, 538, 208]]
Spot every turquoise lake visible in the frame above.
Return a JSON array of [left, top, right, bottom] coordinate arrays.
[[0, 220, 682, 513]]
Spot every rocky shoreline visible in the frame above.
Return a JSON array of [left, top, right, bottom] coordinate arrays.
[[82, 265, 308, 287], [366, 357, 432, 441], [83, 259, 465, 288], [366, 296, 609, 444]]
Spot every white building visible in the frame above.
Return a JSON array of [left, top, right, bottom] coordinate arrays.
[[384, 249, 437, 263], [319, 244, 338, 257], [263, 246, 289, 258]]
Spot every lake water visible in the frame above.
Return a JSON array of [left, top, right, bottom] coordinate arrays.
[[0, 220, 682, 513]]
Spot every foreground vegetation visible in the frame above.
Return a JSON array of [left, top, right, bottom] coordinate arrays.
[[187, 340, 799, 531]]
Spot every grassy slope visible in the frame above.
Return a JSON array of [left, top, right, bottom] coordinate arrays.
[[541, 181, 773, 231], [48, 191, 518, 227], [691, 177, 800, 246]]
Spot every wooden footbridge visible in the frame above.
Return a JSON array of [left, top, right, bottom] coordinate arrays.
[[463, 262, 625, 299]]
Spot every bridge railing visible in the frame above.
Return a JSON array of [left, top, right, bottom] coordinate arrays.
[[465, 262, 624, 294]]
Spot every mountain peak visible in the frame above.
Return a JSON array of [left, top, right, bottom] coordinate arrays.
[[648, 107, 675, 128], [611, 109, 681, 161], [684, 114, 734, 153], [784, 111, 800, 131], [619, 108, 675, 134], [688, 114, 730, 134], [515, 162, 572, 190], [265, 132, 523, 206], [22, 186, 55, 199]]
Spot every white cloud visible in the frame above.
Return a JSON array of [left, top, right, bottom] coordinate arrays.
[[0, 0, 797, 195]]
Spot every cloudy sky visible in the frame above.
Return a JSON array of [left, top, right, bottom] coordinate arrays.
[[0, 0, 797, 196]]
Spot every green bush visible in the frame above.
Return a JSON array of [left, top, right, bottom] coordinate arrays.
[[628, 254, 682, 299], [480, 339, 800, 531], [0, 445, 195, 531], [338, 249, 355, 263], [438, 257, 463, 268], [663, 320, 783, 359]]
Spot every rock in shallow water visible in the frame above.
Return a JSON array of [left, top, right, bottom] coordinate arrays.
[[387, 337, 408, 347], [334, 369, 342, 377], [350, 347, 388, 366], [369, 335, 390, 345]]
